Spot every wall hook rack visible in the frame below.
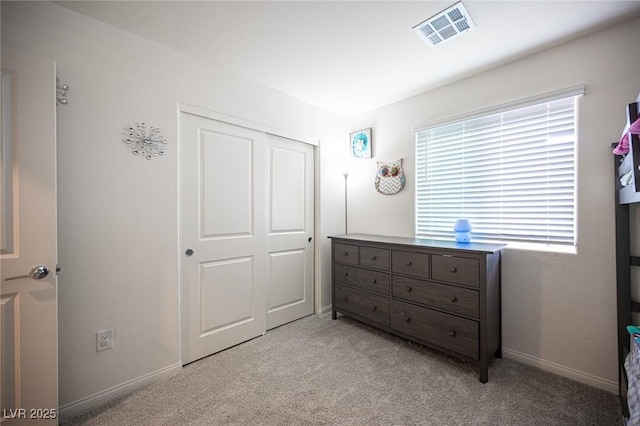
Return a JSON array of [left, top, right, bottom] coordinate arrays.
[[56, 77, 69, 105]]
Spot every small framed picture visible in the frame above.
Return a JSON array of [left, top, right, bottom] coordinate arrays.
[[350, 128, 372, 159]]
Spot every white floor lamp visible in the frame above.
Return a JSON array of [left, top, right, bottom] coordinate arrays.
[[343, 172, 349, 234]]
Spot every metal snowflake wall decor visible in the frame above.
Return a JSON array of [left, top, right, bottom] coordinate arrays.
[[124, 122, 167, 160]]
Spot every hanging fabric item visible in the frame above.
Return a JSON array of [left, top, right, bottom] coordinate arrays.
[[613, 116, 640, 155], [375, 158, 406, 195]]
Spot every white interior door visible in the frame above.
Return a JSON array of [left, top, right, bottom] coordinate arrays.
[[180, 111, 266, 365], [266, 135, 314, 329], [0, 48, 58, 423]]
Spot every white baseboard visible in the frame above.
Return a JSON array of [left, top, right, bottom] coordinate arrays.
[[317, 304, 332, 316], [502, 347, 617, 394], [58, 362, 182, 421]]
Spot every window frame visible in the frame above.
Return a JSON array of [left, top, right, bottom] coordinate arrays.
[[413, 85, 584, 251]]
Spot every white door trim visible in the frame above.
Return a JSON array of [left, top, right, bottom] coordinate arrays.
[[178, 102, 319, 146]]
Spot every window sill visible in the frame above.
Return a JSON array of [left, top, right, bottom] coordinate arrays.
[[499, 241, 577, 255]]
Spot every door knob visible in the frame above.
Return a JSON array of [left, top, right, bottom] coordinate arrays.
[[185, 249, 194, 256], [5, 265, 50, 281]]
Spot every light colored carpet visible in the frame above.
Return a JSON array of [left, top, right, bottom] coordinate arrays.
[[61, 313, 621, 425]]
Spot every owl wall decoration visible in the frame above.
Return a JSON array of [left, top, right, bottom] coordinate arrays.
[[375, 158, 406, 195]]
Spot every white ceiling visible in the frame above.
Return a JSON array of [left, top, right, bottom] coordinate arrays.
[[57, 1, 640, 118]]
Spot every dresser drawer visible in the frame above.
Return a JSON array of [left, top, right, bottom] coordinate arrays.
[[390, 300, 478, 359], [392, 251, 429, 278], [334, 263, 390, 295], [335, 284, 390, 326], [392, 276, 479, 318], [334, 243, 359, 265], [432, 255, 479, 288], [359, 247, 390, 271]]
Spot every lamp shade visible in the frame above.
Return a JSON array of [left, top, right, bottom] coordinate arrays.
[[453, 219, 472, 232]]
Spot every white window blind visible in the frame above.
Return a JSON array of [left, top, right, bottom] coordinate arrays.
[[415, 91, 581, 247]]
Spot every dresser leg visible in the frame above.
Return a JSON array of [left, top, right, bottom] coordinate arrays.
[[332, 310, 337, 320], [479, 364, 488, 383], [494, 347, 502, 358]]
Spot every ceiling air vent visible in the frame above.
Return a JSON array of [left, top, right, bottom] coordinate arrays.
[[413, 1, 476, 47]]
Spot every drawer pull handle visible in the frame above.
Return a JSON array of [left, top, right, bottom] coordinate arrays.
[[405, 286, 412, 292], [450, 331, 457, 337], [450, 267, 457, 273], [371, 305, 377, 311], [450, 296, 457, 302], [369, 279, 377, 284], [405, 317, 411, 323], [343, 251, 349, 256], [371, 255, 377, 260], [343, 272, 349, 277], [406, 261, 413, 266], [344, 296, 349, 301]]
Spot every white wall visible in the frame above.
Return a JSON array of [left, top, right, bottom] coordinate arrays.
[[347, 16, 640, 391], [1, 1, 347, 414], [4, 0, 636, 414]]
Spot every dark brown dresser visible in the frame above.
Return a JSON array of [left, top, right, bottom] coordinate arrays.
[[329, 233, 504, 383]]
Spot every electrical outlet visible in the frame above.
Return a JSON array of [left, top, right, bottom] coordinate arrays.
[[96, 329, 113, 352]]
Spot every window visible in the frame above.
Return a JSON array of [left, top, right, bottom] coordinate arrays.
[[415, 86, 584, 249]]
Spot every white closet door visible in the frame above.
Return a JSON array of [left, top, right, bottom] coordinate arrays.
[[266, 134, 314, 329], [267, 135, 315, 329], [180, 112, 266, 364]]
